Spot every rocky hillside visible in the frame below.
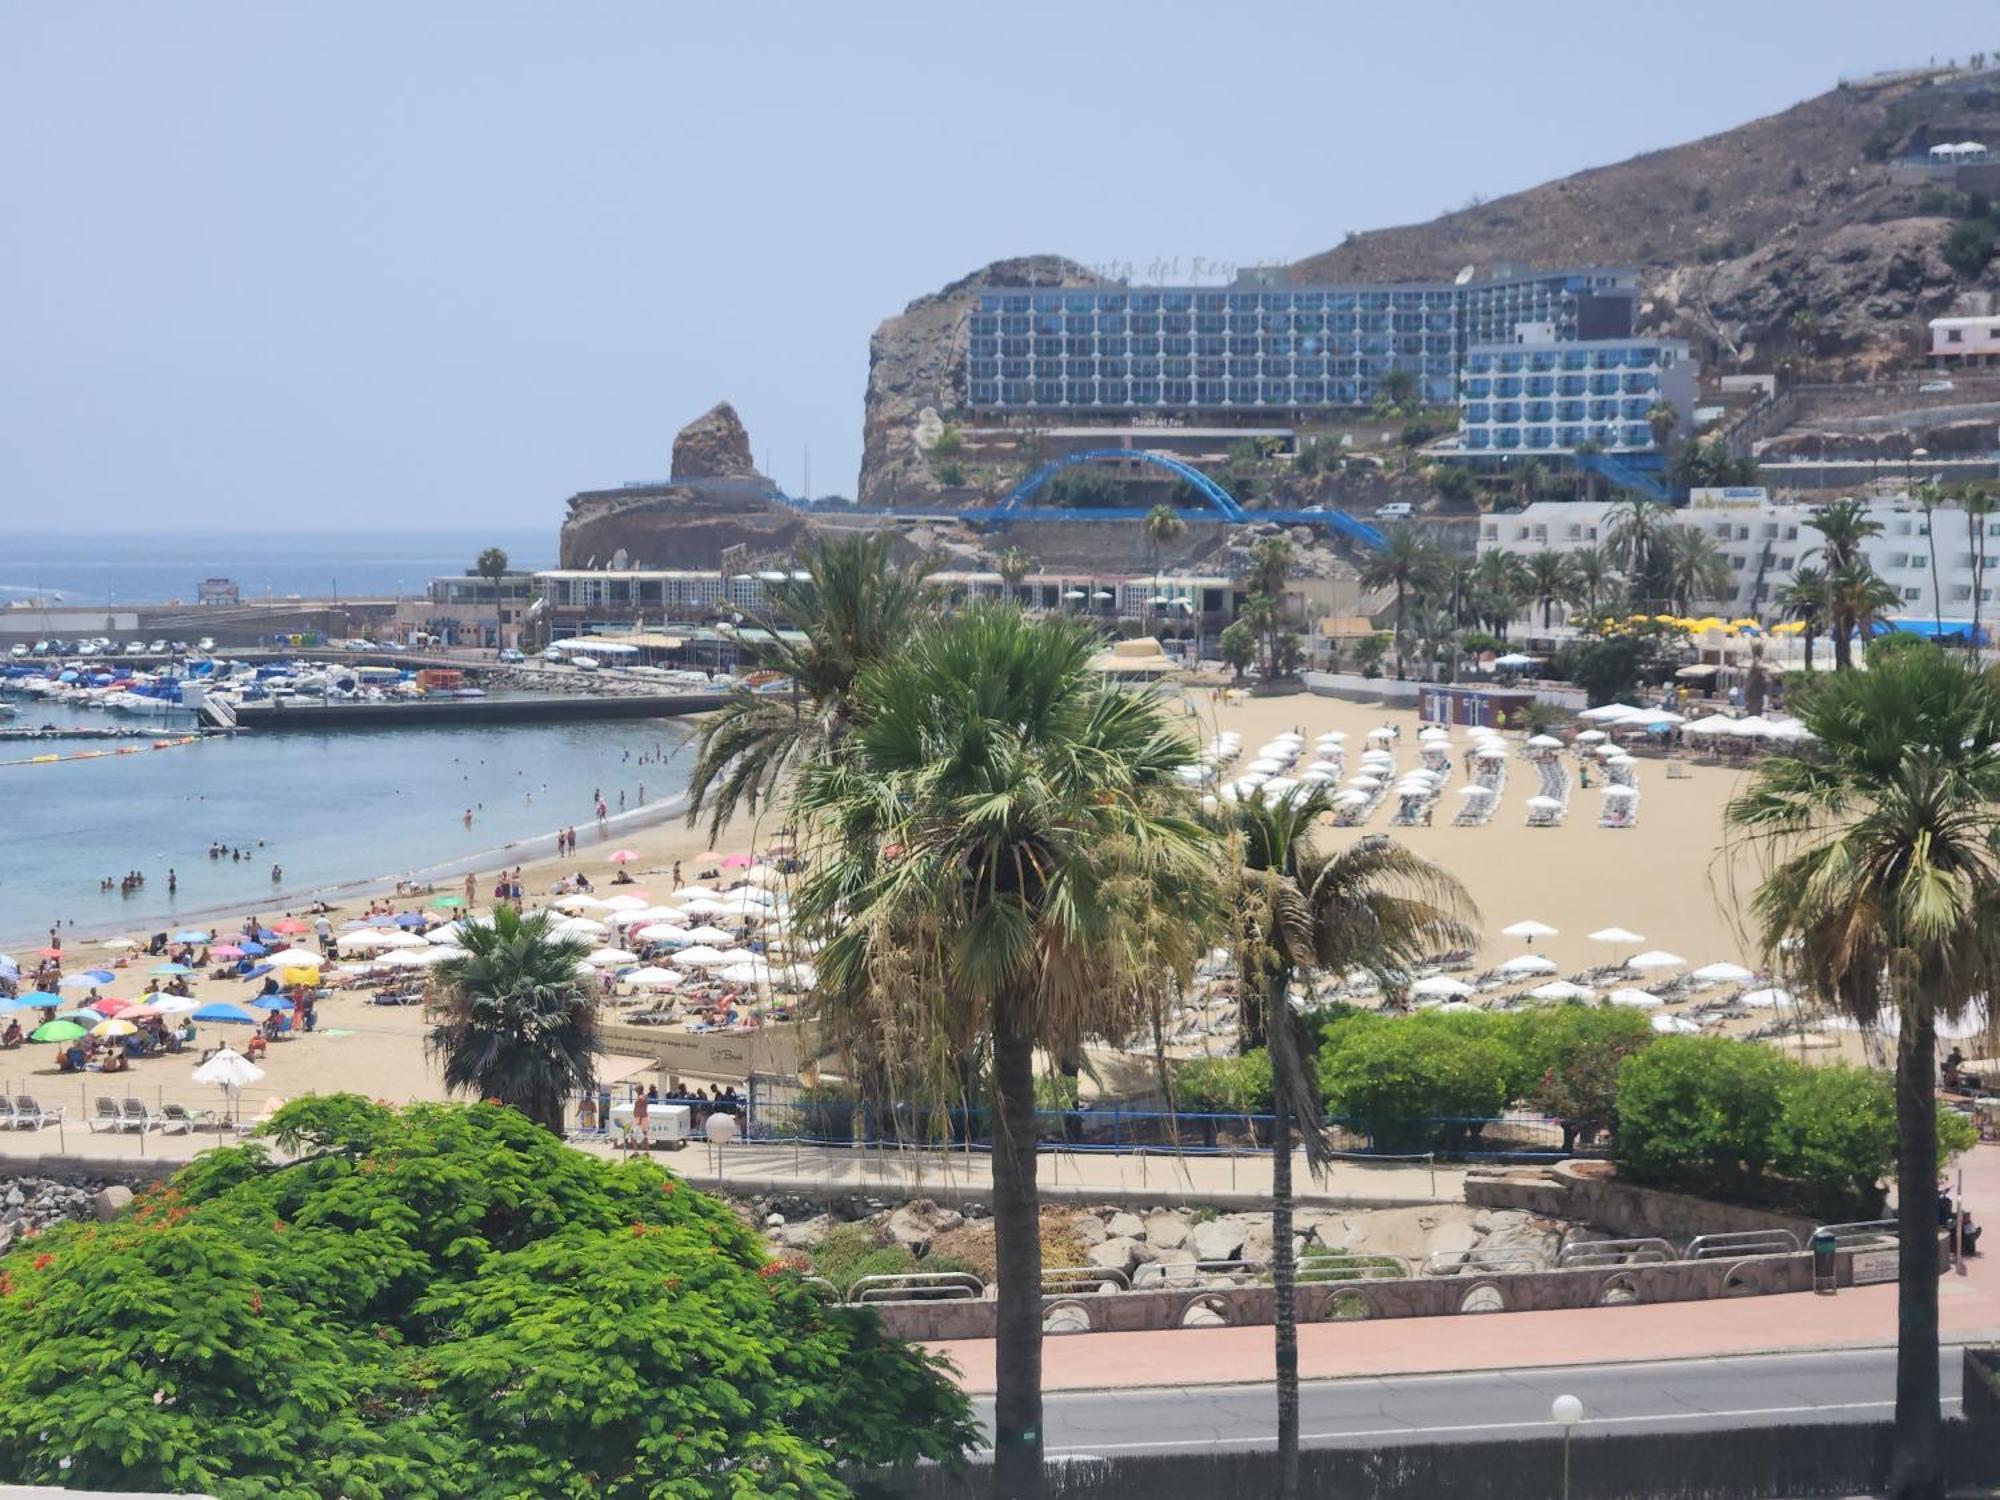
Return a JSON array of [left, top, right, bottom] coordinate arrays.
[[860, 69, 2000, 505]]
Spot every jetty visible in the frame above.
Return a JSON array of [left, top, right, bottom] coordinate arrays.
[[208, 692, 727, 732]]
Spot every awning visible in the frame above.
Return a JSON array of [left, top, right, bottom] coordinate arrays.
[[1674, 664, 1719, 679]]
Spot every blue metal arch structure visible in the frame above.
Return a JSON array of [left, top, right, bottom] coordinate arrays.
[[999, 449, 1247, 520]]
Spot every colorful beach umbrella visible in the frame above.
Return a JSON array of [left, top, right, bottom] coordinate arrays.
[[13, 991, 62, 1008], [608, 849, 641, 864], [174, 929, 211, 943], [192, 1002, 260, 1023], [431, 895, 467, 909], [150, 963, 193, 976], [29, 1019, 86, 1043], [250, 995, 294, 1011], [271, 919, 308, 935], [90, 1019, 139, 1038]]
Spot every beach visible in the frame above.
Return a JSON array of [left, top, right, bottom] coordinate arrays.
[[0, 685, 1794, 1123]]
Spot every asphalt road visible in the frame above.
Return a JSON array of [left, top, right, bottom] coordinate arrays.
[[971, 1347, 1967, 1456]]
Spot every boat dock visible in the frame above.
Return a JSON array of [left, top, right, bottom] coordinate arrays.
[[0, 723, 212, 743], [211, 692, 728, 731]]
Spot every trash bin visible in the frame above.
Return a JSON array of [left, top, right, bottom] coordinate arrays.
[[1811, 1229, 1837, 1294]]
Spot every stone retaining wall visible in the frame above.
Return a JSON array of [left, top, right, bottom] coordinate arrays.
[[870, 1243, 1863, 1342], [1464, 1162, 1821, 1248]]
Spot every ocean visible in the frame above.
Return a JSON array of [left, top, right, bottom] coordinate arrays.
[[1, 696, 696, 941], [0, 527, 556, 606]]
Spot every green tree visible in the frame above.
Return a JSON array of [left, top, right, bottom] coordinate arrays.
[[1562, 545, 1619, 617], [1961, 484, 1997, 651], [684, 534, 935, 840], [1770, 1063, 1896, 1219], [1470, 549, 1532, 640], [1807, 498, 1885, 668], [792, 606, 1216, 1499], [1353, 632, 1390, 678], [1225, 797, 1474, 1497], [1249, 534, 1294, 601], [427, 907, 600, 1134], [1943, 217, 1998, 276], [1502, 1006, 1652, 1153], [1605, 498, 1673, 596], [1552, 623, 1684, 706], [0, 1098, 975, 1495], [1614, 1034, 1791, 1198], [1238, 592, 1280, 679], [474, 545, 510, 655], [1319, 1012, 1510, 1150], [1430, 462, 1478, 504], [1143, 503, 1187, 591], [1218, 619, 1258, 680], [1775, 564, 1829, 671], [1379, 366, 1420, 410], [1659, 526, 1735, 614], [1526, 550, 1574, 630], [1727, 650, 2000, 1499], [1914, 480, 1948, 637], [1825, 560, 1901, 671], [1358, 528, 1440, 677], [1646, 400, 1681, 450]]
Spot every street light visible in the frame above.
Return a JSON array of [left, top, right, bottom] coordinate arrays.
[[1551, 1393, 1583, 1499]]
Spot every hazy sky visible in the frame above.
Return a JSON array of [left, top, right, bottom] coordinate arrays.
[[2, 3, 1993, 532]]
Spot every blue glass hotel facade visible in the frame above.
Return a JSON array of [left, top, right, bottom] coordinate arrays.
[[1459, 337, 1695, 455], [962, 266, 1692, 455]]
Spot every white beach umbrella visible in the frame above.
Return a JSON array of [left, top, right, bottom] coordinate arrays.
[[1236, 772, 1270, 790], [143, 993, 203, 1015], [1528, 980, 1595, 1002], [670, 945, 730, 968], [1525, 734, 1564, 749], [265, 947, 323, 968], [552, 893, 608, 912], [1601, 785, 1640, 801], [1471, 747, 1506, 761], [1651, 1014, 1702, 1034], [1331, 790, 1370, 806], [1247, 757, 1285, 774], [1739, 987, 1794, 1009], [677, 897, 728, 916], [682, 924, 738, 945], [1588, 927, 1645, 947], [1574, 729, 1607, 743], [192, 1047, 264, 1089], [1300, 767, 1339, 784], [1608, 987, 1664, 1009], [549, 916, 608, 938], [599, 894, 649, 912], [1418, 726, 1451, 742], [585, 947, 639, 967], [1315, 730, 1346, 745], [1525, 795, 1564, 811], [1691, 961, 1754, 983], [623, 966, 682, 989], [672, 885, 718, 899], [1347, 775, 1382, 791], [424, 924, 468, 944], [634, 923, 692, 945], [1578, 702, 1644, 721], [381, 947, 439, 968], [717, 963, 763, 986], [1411, 975, 1475, 998], [1456, 785, 1495, 799], [1497, 953, 1559, 976], [1625, 950, 1687, 972], [1365, 726, 1394, 742], [1682, 716, 1737, 738]]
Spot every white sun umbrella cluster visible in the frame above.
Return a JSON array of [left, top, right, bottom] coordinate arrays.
[[1625, 950, 1686, 973], [338, 928, 423, 953], [1608, 987, 1664, 1009], [1652, 1014, 1702, 1034], [1501, 919, 1558, 943], [1497, 953, 1559, 977], [1527, 979, 1595, 1002], [585, 947, 640, 967], [1411, 975, 1475, 999], [622, 965, 683, 989], [1691, 961, 1755, 984]]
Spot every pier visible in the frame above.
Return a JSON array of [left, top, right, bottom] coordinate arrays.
[[216, 692, 727, 731]]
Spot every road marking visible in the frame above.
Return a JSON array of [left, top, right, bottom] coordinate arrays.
[[1047, 1397, 1962, 1455]]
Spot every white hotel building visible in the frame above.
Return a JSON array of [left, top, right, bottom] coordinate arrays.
[[1478, 492, 2000, 631]]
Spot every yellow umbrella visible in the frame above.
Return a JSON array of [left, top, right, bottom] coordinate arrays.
[[1772, 621, 1806, 635], [91, 1019, 138, 1038], [1729, 617, 1762, 630]]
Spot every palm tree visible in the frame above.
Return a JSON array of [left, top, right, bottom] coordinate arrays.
[[426, 906, 599, 1134], [1646, 400, 1680, 450], [1659, 527, 1734, 615], [1563, 545, 1618, 618], [1238, 592, 1281, 679], [1470, 549, 1532, 640], [1809, 500, 1888, 667], [1775, 564, 1829, 671], [995, 546, 1033, 601], [1526, 550, 1574, 630], [1142, 504, 1187, 588], [1249, 535, 1294, 602], [1378, 366, 1419, 411], [474, 546, 510, 655], [1358, 529, 1438, 677], [1727, 651, 2000, 1500], [793, 606, 1216, 1500], [684, 534, 934, 841], [1825, 561, 1901, 671], [1914, 481, 1947, 638], [1605, 497, 1671, 587], [1224, 795, 1475, 1498], [1962, 485, 1996, 652]]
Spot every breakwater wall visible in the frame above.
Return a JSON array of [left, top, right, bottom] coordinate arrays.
[[229, 693, 727, 731]]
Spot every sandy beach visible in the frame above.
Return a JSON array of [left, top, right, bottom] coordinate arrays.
[[0, 685, 1806, 1124]]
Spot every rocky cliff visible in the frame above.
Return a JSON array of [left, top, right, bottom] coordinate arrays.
[[672, 401, 759, 481]]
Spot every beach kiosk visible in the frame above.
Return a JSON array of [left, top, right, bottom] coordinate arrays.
[[609, 1100, 692, 1147], [1420, 685, 1538, 731]]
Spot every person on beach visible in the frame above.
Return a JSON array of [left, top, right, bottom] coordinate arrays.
[[631, 1087, 650, 1143], [464, 872, 476, 906], [672, 860, 682, 890]]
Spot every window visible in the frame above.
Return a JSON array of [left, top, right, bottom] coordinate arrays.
[[1731, 556, 1748, 569], [1482, 525, 1498, 542], [1779, 556, 1795, 571], [1905, 587, 1924, 601], [1948, 329, 1965, 343]]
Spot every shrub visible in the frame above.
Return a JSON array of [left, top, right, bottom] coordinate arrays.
[[1770, 1063, 1893, 1219], [1500, 1006, 1654, 1152], [1944, 217, 1999, 276], [1171, 1052, 1273, 1114], [792, 1083, 859, 1142], [1614, 1035, 1791, 1198], [1318, 1011, 1513, 1150]]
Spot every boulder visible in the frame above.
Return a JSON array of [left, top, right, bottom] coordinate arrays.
[[885, 1199, 962, 1252], [1427, 1217, 1479, 1259], [670, 401, 759, 481], [1144, 1212, 1190, 1251], [1044, 1303, 1092, 1333], [1068, 1212, 1109, 1246], [778, 1215, 834, 1251], [1190, 1218, 1244, 1263], [91, 1185, 133, 1223], [1183, 1302, 1227, 1327], [1105, 1211, 1145, 1240], [1087, 1237, 1142, 1275]]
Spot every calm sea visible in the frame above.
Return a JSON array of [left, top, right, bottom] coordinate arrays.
[[0, 528, 555, 606], [1, 697, 697, 942]]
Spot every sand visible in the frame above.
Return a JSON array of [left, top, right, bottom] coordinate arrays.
[[0, 686, 1806, 1122]]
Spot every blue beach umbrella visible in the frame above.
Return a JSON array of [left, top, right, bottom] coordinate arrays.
[[173, 930, 211, 943], [391, 912, 427, 928], [14, 991, 63, 1008], [191, 1002, 259, 1024], [53, 1008, 105, 1025], [249, 995, 293, 1011], [80, 968, 116, 984], [238, 942, 267, 956], [57, 973, 102, 990], [150, 963, 193, 977], [241, 964, 274, 980]]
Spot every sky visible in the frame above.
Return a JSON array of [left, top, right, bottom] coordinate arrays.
[[2, 2, 1995, 534]]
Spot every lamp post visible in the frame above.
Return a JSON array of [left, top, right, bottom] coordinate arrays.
[[1552, 1393, 1583, 1500]]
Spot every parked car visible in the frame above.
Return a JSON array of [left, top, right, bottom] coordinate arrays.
[[498, 648, 525, 663], [1919, 379, 1956, 394], [1375, 502, 1416, 521], [7, 644, 26, 659]]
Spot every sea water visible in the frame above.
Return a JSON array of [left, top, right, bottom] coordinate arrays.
[[1, 698, 695, 939]]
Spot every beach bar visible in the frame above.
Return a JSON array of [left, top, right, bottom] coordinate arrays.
[[1420, 685, 1539, 731]]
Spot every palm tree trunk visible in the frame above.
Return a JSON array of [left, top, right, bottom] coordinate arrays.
[[1888, 997, 1944, 1500], [1833, 613, 1852, 671], [990, 1006, 1046, 1500], [1394, 584, 1406, 679], [1803, 629, 1816, 672], [1271, 1016, 1301, 1500]]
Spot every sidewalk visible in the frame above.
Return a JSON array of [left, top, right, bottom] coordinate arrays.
[[0, 1128, 1464, 1210]]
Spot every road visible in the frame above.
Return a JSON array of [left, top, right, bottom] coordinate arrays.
[[973, 1347, 1966, 1456]]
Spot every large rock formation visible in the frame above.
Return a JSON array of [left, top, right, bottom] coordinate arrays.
[[859, 255, 1106, 508], [672, 401, 759, 481], [559, 402, 800, 571]]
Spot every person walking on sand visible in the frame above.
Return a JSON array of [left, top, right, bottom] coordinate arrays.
[[464, 871, 476, 906], [672, 860, 682, 890]]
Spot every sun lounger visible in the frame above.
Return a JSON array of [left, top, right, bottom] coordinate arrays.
[[118, 1098, 154, 1132], [231, 1097, 287, 1136], [11, 1096, 61, 1130], [158, 1102, 213, 1134], [89, 1097, 125, 1132]]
